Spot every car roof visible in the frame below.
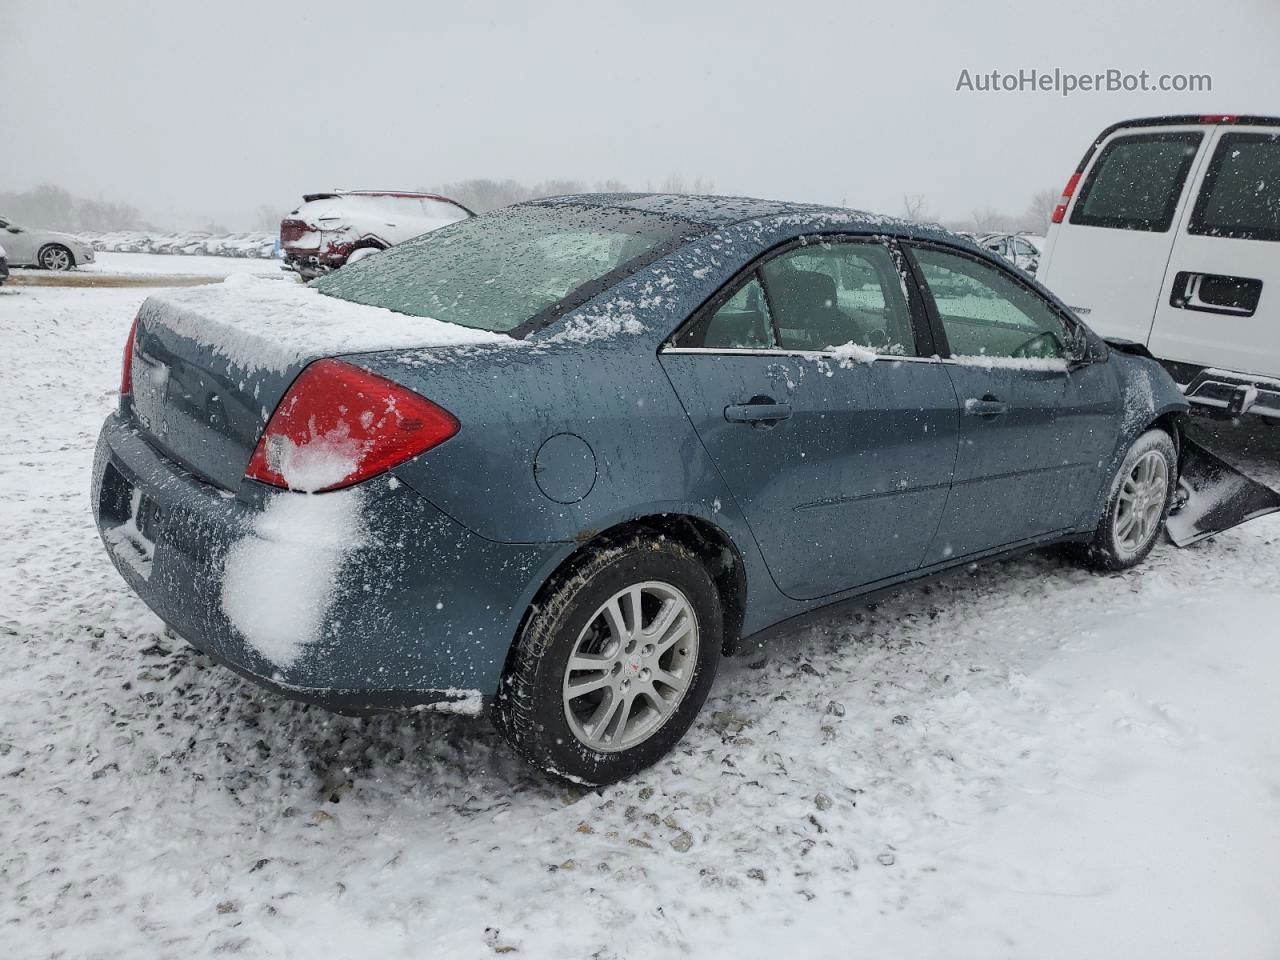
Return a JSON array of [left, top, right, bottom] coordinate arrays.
[[302, 190, 468, 204], [524, 192, 959, 243]]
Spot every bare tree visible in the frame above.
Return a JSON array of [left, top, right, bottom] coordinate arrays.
[[1018, 187, 1059, 234], [254, 204, 283, 233], [901, 193, 930, 222], [659, 175, 716, 195]]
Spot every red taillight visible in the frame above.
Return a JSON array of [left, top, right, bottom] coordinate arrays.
[[279, 218, 313, 246], [1050, 171, 1082, 225], [245, 359, 459, 493], [120, 315, 140, 396], [1199, 114, 1238, 124]]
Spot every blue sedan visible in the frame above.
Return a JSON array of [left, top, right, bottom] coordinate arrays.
[[93, 194, 1190, 784]]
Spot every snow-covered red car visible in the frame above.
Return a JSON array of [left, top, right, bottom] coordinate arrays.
[[279, 190, 473, 279]]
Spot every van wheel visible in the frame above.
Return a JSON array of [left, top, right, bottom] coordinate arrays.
[[493, 536, 722, 785], [1077, 428, 1177, 571]]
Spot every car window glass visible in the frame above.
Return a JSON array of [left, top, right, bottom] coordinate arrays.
[[421, 198, 469, 222], [758, 241, 918, 356], [696, 275, 778, 350], [1070, 132, 1203, 231], [1188, 132, 1280, 242], [911, 247, 1080, 361], [315, 203, 704, 333]]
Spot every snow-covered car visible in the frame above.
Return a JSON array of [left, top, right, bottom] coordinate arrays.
[[93, 193, 1280, 786], [977, 233, 1043, 275], [0, 242, 8, 285], [280, 190, 473, 279], [0, 216, 95, 270], [1039, 113, 1280, 421]]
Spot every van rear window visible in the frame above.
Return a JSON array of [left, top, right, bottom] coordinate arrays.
[[1188, 132, 1280, 242], [1070, 132, 1203, 232]]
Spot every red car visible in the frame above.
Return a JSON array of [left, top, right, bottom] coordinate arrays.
[[280, 190, 473, 279]]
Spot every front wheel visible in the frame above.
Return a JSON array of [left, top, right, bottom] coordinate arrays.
[[493, 536, 722, 785], [1079, 428, 1177, 571], [38, 244, 74, 271]]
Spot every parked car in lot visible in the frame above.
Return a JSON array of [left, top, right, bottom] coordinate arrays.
[[280, 190, 473, 279], [1038, 113, 1280, 420], [97, 193, 1216, 784], [977, 232, 1044, 275], [0, 217, 95, 270]]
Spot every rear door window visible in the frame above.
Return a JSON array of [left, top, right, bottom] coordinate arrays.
[[1070, 132, 1203, 232], [759, 241, 919, 356], [695, 275, 778, 350], [1187, 131, 1280, 242]]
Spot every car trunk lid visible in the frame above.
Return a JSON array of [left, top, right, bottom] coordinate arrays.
[[126, 276, 512, 491]]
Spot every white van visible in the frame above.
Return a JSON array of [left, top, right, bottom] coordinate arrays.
[[1038, 114, 1280, 419]]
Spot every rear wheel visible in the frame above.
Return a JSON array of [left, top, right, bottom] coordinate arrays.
[[38, 244, 74, 271], [1078, 428, 1177, 571], [493, 536, 722, 785]]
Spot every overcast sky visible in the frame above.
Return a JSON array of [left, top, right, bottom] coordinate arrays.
[[3, 0, 1277, 229]]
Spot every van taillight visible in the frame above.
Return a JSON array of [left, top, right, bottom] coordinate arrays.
[[1050, 171, 1082, 225], [245, 358, 459, 493], [120, 315, 139, 396]]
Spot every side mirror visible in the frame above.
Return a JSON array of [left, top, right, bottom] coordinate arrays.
[[5, 226, 20, 234]]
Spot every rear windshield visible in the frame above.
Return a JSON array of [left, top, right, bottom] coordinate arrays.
[[1070, 132, 1203, 232], [313, 203, 705, 334], [1188, 132, 1280, 242]]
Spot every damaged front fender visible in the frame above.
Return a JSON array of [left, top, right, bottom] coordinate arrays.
[[1166, 437, 1280, 547]]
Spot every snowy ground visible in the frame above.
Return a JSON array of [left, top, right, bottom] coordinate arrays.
[[11, 252, 283, 280], [3, 283, 1279, 959]]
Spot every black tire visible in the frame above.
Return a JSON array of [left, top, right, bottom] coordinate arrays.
[[493, 536, 722, 785], [38, 244, 74, 271], [1076, 428, 1177, 571]]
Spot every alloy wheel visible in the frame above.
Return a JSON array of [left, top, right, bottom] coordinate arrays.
[[562, 581, 699, 753], [1114, 450, 1169, 555], [41, 247, 71, 271]]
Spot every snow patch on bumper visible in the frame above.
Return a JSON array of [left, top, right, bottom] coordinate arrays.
[[220, 487, 366, 669]]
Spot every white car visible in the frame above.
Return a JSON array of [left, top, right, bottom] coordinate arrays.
[[0, 217, 95, 270], [279, 190, 473, 279], [1038, 113, 1280, 420], [977, 233, 1044, 275]]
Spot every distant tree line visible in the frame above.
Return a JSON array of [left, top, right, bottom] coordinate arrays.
[[0, 184, 150, 232], [903, 187, 1060, 235]]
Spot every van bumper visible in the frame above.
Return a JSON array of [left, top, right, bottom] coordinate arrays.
[[1182, 368, 1280, 420]]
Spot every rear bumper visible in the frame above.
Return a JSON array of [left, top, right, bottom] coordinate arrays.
[[92, 414, 561, 713], [281, 245, 348, 279]]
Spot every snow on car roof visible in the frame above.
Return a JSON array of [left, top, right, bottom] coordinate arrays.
[[526, 192, 959, 243], [302, 190, 469, 206]]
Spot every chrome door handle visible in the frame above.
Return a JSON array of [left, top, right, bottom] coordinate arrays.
[[964, 396, 1010, 417], [725, 401, 792, 425]]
